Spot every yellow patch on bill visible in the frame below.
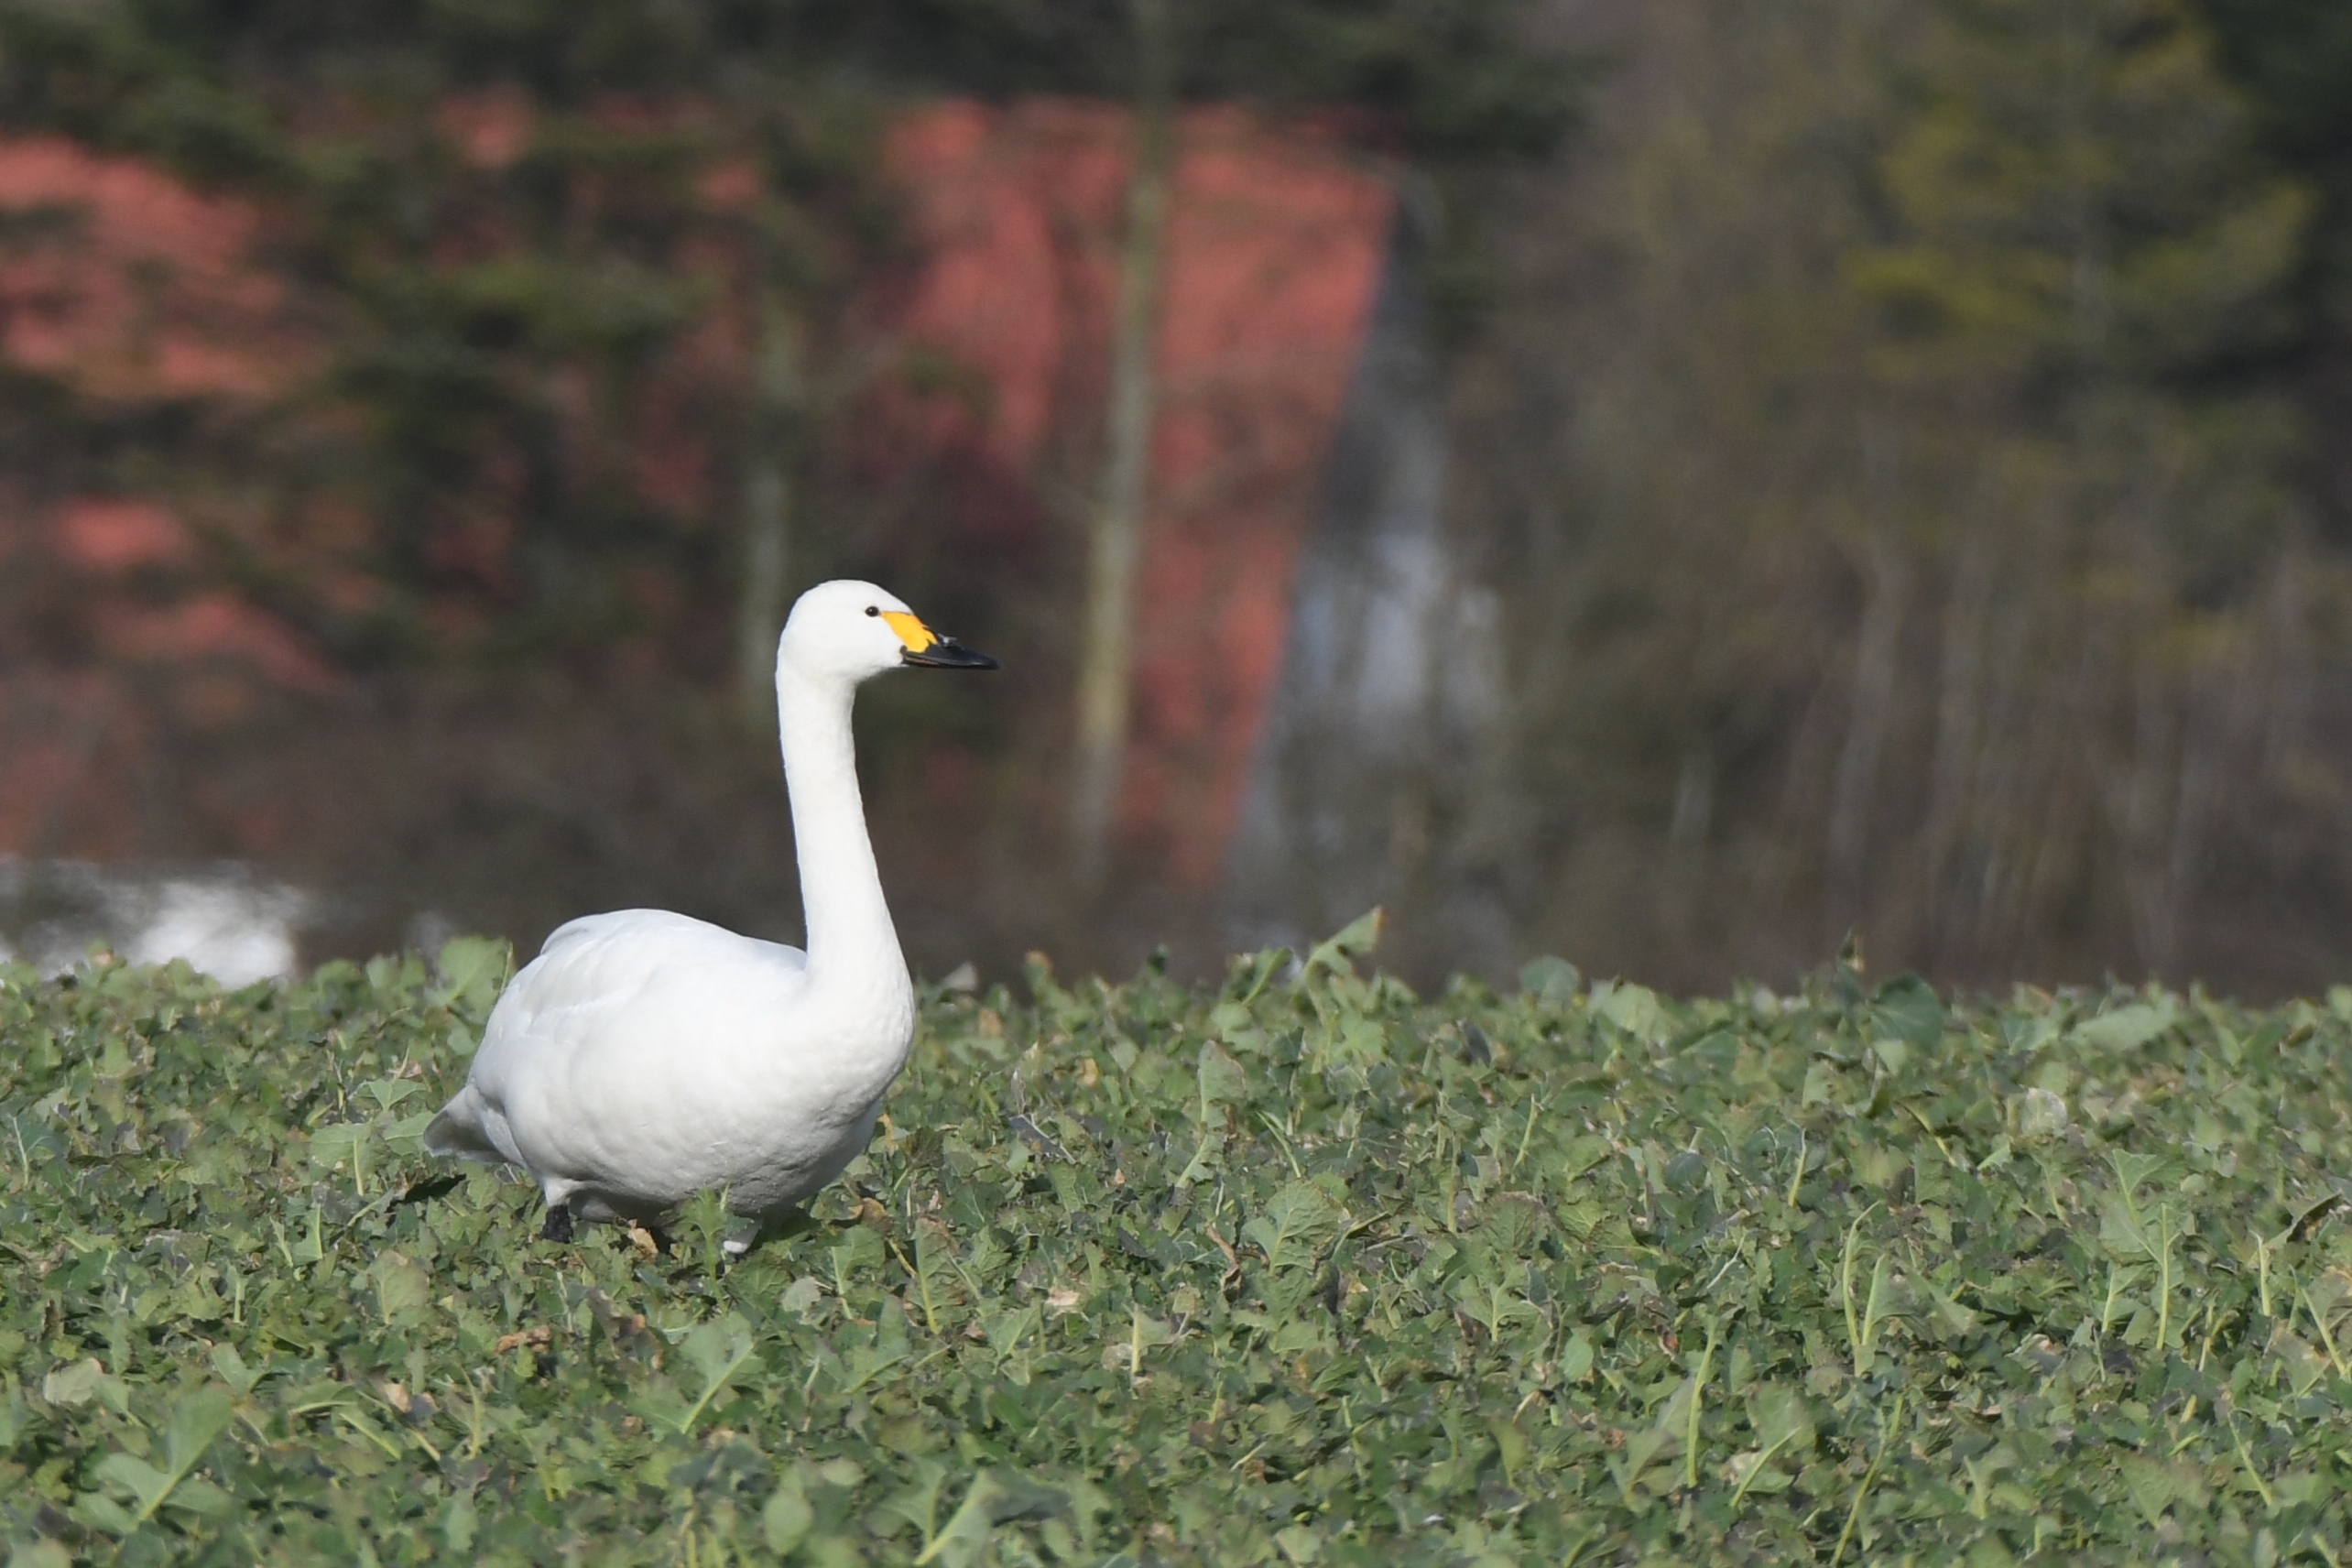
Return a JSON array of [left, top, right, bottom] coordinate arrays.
[[880, 610, 938, 652]]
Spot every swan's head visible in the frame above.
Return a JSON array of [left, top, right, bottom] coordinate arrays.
[[778, 579, 1000, 686]]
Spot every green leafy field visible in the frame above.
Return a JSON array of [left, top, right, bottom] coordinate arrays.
[[5, 919, 2352, 1566]]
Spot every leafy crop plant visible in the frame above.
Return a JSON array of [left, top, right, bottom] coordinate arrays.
[[4, 916, 2351, 1564]]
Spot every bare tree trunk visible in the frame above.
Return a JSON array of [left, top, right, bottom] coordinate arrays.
[[1922, 524, 1991, 960], [1826, 534, 1907, 931], [736, 290, 803, 730], [1070, 0, 1174, 888]]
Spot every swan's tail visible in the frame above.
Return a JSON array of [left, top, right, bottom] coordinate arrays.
[[424, 1086, 506, 1163]]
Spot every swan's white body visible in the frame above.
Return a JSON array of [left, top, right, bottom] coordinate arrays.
[[425, 580, 992, 1234]]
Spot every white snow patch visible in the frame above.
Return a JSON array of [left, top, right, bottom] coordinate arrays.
[[120, 880, 306, 985], [0, 859, 310, 985]]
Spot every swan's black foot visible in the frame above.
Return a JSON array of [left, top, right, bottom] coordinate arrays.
[[541, 1203, 574, 1243]]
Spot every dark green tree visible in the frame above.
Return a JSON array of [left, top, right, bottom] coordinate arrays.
[[0, 0, 877, 677], [2193, 0, 2352, 534]]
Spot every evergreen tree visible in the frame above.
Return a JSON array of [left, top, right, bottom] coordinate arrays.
[[1456, 0, 2327, 985], [2192, 0, 2352, 533], [0, 0, 876, 674]]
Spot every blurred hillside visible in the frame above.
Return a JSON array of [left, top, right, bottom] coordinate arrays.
[[3, 0, 2350, 996]]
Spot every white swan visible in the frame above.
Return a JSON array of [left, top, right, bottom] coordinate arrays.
[[424, 579, 996, 1247]]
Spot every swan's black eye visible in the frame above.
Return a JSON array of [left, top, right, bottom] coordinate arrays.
[[866, 605, 879, 616]]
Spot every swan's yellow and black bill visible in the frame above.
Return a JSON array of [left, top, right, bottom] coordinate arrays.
[[883, 610, 1000, 670]]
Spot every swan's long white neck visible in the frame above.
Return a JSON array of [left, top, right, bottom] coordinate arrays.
[[776, 660, 911, 1028]]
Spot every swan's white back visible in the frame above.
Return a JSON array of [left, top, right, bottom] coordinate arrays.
[[425, 580, 994, 1234]]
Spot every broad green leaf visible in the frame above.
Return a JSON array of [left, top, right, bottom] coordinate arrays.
[[1519, 954, 1581, 1005], [2120, 1456, 2207, 1526], [41, 1359, 114, 1409], [1853, 1143, 1907, 1190], [1473, 1192, 1553, 1258], [763, 1473, 814, 1553], [672, 1313, 757, 1431], [830, 1224, 885, 1287], [74, 1492, 139, 1537], [365, 954, 408, 996], [779, 1276, 826, 1323], [1274, 1523, 1326, 1564], [914, 1469, 1066, 1567], [358, 1077, 422, 1113], [879, 1458, 952, 1553], [626, 1380, 691, 1432], [1558, 1133, 1614, 1181], [2269, 1327, 2326, 1396], [1870, 974, 1944, 1051], [2109, 1150, 2171, 1196], [91, 1387, 234, 1528], [308, 1123, 366, 1168], [1608, 1427, 1674, 1505], [2099, 1193, 2152, 1259], [208, 1345, 261, 1396], [164, 1387, 234, 1475], [372, 1250, 431, 1322], [1746, 1384, 1814, 1454], [1301, 908, 1384, 975], [1221, 948, 1290, 1006], [431, 936, 511, 1015], [985, 1305, 1039, 1360], [1725, 1449, 1794, 1497], [1196, 1040, 1248, 1110], [94, 1454, 172, 1510], [2074, 1001, 2177, 1052], [441, 1494, 477, 1553], [168, 1477, 234, 1519], [1593, 980, 1661, 1041], [2017, 1087, 2069, 1138], [382, 1110, 437, 1152], [1242, 1181, 1342, 1272]]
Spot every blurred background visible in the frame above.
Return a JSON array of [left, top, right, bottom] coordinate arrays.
[[3, 0, 2350, 996]]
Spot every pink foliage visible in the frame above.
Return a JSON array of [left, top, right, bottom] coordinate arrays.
[[0, 107, 1395, 887], [0, 136, 311, 403], [0, 138, 334, 855], [437, 89, 535, 170], [56, 498, 191, 572], [881, 102, 1393, 883], [95, 593, 337, 695]]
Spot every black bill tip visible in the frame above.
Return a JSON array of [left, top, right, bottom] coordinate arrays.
[[901, 638, 1000, 670]]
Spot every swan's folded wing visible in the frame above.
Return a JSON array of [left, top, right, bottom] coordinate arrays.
[[460, 909, 810, 1138], [531, 910, 804, 999], [454, 922, 815, 1192]]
